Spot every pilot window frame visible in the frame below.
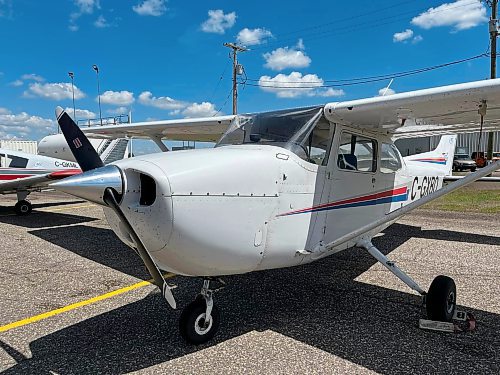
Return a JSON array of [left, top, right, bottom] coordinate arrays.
[[336, 131, 378, 173], [300, 117, 335, 167]]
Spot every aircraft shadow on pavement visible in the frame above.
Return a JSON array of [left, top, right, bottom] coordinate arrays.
[[0, 210, 98, 229], [0, 200, 85, 214], [29, 225, 150, 280], [2, 223, 499, 374]]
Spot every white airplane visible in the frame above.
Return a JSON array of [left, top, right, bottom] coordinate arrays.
[[0, 136, 129, 215], [51, 78, 500, 344], [0, 148, 81, 215]]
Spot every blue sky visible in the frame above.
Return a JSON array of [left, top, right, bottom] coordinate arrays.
[[0, 0, 494, 152]]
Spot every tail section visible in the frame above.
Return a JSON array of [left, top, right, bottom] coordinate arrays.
[[404, 135, 457, 176]]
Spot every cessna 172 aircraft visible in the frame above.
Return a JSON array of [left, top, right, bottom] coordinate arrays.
[[0, 137, 129, 215], [52, 78, 500, 344], [0, 148, 81, 215]]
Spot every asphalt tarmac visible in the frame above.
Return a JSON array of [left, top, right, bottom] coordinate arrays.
[[0, 191, 499, 374]]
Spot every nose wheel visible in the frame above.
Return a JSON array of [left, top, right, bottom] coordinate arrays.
[[179, 279, 223, 345]]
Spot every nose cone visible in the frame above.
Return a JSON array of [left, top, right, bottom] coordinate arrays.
[[51, 164, 123, 205]]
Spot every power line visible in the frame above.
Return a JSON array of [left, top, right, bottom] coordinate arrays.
[[246, 0, 479, 51], [243, 52, 489, 89]]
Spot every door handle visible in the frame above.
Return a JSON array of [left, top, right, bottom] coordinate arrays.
[[372, 177, 376, 183]]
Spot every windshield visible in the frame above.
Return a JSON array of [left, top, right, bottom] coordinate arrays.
[[216, 106, 324, 157], [455, 154, 470, 160]]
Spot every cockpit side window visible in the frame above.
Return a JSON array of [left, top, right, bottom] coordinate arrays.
[[0, 153, 5, 168], [7, 155, 29, 168], [337, 132, 377, 172], [302, 117, 334, 166]]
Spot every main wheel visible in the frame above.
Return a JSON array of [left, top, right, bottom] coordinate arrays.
[[179, 298, 220, 345], [426, 275, 456, 322], [14, 200, 32, 216]]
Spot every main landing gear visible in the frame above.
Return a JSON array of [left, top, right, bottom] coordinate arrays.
[[14, 199, 32, 215], [179, 278, 224, 345], [357, 239, 457, 322]]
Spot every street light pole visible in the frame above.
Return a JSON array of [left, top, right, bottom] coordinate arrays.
[[92, 64, 102, 126], [68, 72, 76, 121]]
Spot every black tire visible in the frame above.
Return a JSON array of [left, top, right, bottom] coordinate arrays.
[[179, 298, 220, 345], [471, 167, 476, 172], [14, 200, 32, 216], [426, 275, 456, 322]]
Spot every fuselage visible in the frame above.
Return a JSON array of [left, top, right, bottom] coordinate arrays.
[[0, 147, 80, 183], [98, 124, 452, 277]]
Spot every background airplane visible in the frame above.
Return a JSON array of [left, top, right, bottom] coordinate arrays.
[[51, 78, 500, 344], [0, 137, 129, 215]]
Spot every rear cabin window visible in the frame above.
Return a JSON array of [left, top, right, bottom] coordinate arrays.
[[380, 143, 402, 173], [337, 132, 377, 172]]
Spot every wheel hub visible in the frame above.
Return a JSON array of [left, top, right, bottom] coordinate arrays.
[[194, 313, 212, 335]]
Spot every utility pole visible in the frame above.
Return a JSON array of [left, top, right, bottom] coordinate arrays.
[[223, 43, 247, 115], [487, 0, 498, 161]]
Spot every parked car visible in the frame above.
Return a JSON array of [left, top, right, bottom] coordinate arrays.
[[493, 152, 500, 162], [453, 154, 476, 172], [471, 151, 487, 168]]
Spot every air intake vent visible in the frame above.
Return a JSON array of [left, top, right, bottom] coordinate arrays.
[[139, 173, 156, 206]]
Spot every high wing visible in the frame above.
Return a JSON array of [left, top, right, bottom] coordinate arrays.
[[81, 115, 236, 143], [324, 78, 500, 138], [0, 169, 81, 194]]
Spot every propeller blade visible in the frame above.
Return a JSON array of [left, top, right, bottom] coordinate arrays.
[[55, 106, 104, 172]]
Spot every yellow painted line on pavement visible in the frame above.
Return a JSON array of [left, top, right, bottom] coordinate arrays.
[[0, 274, 175, 333]]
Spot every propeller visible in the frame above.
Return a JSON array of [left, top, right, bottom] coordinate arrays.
[[53, 106, 177, 308], [55, 106, 104, 172]]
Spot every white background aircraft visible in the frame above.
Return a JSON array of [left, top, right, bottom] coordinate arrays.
[[52, 78, 500, 344], [0, 148, 81, 215]]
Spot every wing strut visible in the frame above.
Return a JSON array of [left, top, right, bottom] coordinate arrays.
[[357, 239, 426, 295]]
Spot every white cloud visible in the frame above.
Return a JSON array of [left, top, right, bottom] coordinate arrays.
[[412, 35, 423, 44], [73, 0, 100, 14], [393, 29, 413, 42], [263, 40, 311, 71], [70, 0, 100, 31], [99, 90, 134, 106], [21, 73, 44, 82], [133, 0, 167, 16], [258, 72, 345, 98], [201, 9, 236, 34], [236, 28, 272, 46], [182, 102, 217, 118], [9, 80, 23, 87], [107, 106, 128, 115], [64, 107, 96, 119], [411, 0, 487, 31], [0, 110, 56, 139], [138, 91, 186, 110], [378, 87, 396, 96], [25, 82, 86, 101], [94, 15, 109, 28]]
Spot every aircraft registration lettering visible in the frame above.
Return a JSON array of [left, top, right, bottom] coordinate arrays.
[[55, 161, 78, 168], [411, 176, 439, 200]]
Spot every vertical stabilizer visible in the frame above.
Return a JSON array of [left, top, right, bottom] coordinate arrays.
[[404, 135, 457, 176]]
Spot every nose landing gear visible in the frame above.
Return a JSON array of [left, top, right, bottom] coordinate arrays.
[[179, 278, 224, 345]]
